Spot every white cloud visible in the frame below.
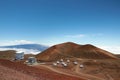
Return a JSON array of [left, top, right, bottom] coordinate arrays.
[[65, 34, 85, 38], [98, 45, 120, 54], [0, 48, 41, 54], [0, 40, 42, 54], [65, 33, 103, 38], [12, 40, 34, 44], [0, 40, 35, 46]]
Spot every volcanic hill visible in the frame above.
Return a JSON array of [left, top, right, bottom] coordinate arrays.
[[36, 42, 118, 61], [0, 50, 16, 60]]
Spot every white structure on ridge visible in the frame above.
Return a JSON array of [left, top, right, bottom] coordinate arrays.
[[61, 62, 67, 67], [73, 61, 78, 65], [63, 63, 67, 67], [56, 61, 60, 64], [27, 57, 37, 64], [53, 63, 57, 66], [80, 64, 84, 68], [15, 52, 24, 60], [67, 59, 70, 63], [60, 59, 63, 62]]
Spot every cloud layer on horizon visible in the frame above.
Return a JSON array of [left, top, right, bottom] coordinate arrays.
[[65, 34, 85, 38], [98, 45, 120, 54], [0, 48, 41, 54]]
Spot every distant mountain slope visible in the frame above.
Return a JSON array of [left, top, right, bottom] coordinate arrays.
[[0, 44, 48, 51], [36, 42, 118, 61]]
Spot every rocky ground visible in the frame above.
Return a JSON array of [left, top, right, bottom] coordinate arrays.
[[34, 59, 120, 80], [0, 59, 84, 80]]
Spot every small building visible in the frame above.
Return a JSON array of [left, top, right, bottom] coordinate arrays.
[[27, 57, 37, 64], [61, 61, 65, 65], [15, 52, 24, 60], [80, 64, 84, 68], [61, 62, 67, 67], [53, 63, 57, 66], [60, 59, 63, 62], [67, 59, 70, 63], [56, 61, 60, 64], [63, 63, 67, 67], [73, 61, 78, 65]]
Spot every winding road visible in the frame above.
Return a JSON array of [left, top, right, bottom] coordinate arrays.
[[35, 64, 105, 80]]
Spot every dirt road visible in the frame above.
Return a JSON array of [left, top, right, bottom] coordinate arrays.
[[35, 64, 105, 80]]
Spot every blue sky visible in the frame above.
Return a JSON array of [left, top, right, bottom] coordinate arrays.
[[0, 0, 120, 53]]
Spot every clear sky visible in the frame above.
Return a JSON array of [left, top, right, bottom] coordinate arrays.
[[0, 0, 120, 54]]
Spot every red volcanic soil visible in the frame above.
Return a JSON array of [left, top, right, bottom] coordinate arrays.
[[0, 63, 35, 80], [82, 59, 120, 80], [115, 54, 120, 58], [36, 42, 118, 61], [0, 59, 84, 80]]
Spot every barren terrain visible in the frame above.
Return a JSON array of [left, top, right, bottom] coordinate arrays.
[[34, 59, 120, 80], [0, 59, 84, 80], [0, 42, 120, 80]]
